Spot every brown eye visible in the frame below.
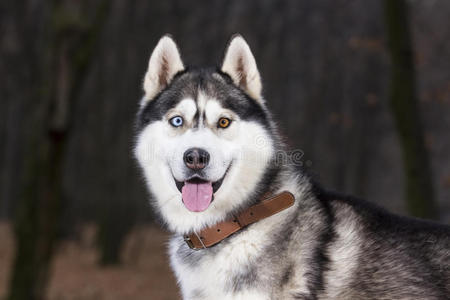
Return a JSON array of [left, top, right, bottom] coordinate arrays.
[[218, 117, 231, 128]]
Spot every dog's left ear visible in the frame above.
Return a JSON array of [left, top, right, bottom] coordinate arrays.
[[143, 35, 184, 102], [221, 35, 262, 101]]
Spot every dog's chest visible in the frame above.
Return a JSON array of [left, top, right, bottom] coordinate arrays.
[[169, 226, 274, 300]]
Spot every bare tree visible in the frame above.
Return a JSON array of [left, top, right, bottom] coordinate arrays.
[[7, 1, 110, 299], [383, 0, 436, 219]]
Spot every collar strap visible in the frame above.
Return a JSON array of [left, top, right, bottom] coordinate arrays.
[[184, 191, 295, 250]]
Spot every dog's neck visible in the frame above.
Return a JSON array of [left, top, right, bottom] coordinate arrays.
[[182, 163, 308, 249], [183, 191, 295, 250]]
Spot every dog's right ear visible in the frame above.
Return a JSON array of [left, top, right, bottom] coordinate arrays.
[[142, 35, 184, 102]]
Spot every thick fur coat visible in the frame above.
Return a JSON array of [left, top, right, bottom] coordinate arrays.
[[134, 35, 450, 300]]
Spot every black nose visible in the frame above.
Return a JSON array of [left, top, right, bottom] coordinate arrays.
[[183, 148, 210, 170]]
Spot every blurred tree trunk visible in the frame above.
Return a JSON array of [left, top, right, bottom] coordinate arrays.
[[97, 201, 135, 265], [383, 0, 436, 219], [8, 1, 109, 299], [95, 0, 136, 266]]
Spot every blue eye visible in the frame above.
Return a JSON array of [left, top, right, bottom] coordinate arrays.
[[169, 116, 184, 127]]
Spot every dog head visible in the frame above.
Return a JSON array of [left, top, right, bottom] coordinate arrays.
[[134, 35, 279, 234]]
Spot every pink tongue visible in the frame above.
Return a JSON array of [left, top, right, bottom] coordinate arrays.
[[182, 181, 213, 212]]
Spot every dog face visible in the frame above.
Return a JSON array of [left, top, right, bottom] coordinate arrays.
[[134, 35, 276, 233]]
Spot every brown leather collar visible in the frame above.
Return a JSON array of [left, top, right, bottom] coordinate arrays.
[[184, 191, 295, 250]]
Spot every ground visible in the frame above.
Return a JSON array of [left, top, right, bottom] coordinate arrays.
[[0, 222, 180, 300]]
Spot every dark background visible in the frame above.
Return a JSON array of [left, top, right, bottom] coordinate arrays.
[[1, 0, 449, 299]]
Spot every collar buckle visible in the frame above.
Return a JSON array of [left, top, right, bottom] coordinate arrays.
[[183, 235, 196, 249]]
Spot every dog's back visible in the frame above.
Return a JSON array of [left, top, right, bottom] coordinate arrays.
[[315, 189, 450, 299]]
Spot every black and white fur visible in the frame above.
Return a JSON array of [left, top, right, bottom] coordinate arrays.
[[134, 35, 450, 299]]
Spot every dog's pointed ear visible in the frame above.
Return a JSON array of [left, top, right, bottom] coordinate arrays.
[[221, 35, 262, 101], [143, 35, 184, 101]]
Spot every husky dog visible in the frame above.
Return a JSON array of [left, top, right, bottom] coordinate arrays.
[[134, 35, 450, 300]]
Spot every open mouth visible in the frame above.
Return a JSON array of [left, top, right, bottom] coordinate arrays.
[[175, 177, 224, 194], [174, 174, 226, 213]]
